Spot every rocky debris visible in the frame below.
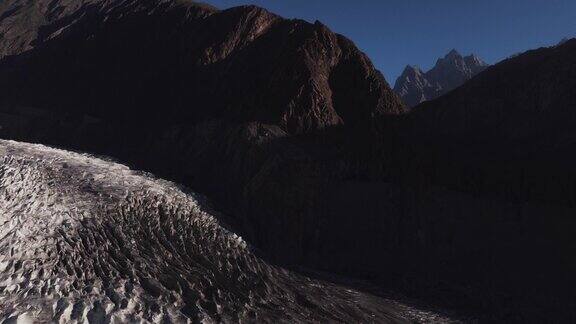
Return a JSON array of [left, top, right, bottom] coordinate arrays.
[[394, 49, 488, 107]]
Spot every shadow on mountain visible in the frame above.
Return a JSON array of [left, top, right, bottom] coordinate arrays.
[[1, 0, 576, 321]]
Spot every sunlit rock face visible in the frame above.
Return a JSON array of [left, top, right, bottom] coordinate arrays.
[[0, 140, 457, 323]]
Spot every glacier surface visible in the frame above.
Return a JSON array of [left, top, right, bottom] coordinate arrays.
[[0, 140, 455, 323]]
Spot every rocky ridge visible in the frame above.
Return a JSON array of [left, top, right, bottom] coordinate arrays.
[[394, 49, 488, 107], [0, 0, 405, 135]]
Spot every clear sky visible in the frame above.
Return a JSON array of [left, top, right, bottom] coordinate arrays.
[[201, 0, 576, 85]]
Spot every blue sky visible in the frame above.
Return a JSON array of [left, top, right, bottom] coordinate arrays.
[[201, 0, 575, 85]]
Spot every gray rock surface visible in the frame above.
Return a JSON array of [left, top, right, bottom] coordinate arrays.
[[394, 50, 488, 107]]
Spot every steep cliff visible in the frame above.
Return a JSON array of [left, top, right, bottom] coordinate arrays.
[[0, 0, 404, 136]]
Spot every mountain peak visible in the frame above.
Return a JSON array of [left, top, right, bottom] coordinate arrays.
[[401, 65, 424, 76], [0, 0, 405, 136], [394, 49, 489, 107], [464, 54, 488, 67], [445, 49, 462, 59]]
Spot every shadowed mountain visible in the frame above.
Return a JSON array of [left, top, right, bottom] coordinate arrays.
[[0, 0, 407, 270], [373, 39, 576, 321], [394, 50, 488, 107], [0, 0, 404, 135], [1, 0, 576, 322]]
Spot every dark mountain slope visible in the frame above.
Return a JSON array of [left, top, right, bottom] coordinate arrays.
[[396, 39, 576, 206], [0, 0, 407, 269], [365, 39, 576, 321], [2, 0, 576, 321], [0, 0, 410, 296], [413, 40, 576, 141], [0, 0, 404, 136], [0, 0, 216, 58]]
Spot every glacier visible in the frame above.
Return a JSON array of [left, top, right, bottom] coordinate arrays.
[[0, 140, 455, 323]]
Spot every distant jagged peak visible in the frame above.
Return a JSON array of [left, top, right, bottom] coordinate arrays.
[[444, 48, 462, 59], [394, 48, 489, 107], [427, 49, 488, 75], [464, 53, 488, 66], [395, 65, 426, 85], [400, 65, 424, 77], [435, 49, 487, 68]]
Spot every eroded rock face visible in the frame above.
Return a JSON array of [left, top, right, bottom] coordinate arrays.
[[394, 50, 488, 107], [0, 0, 404, 136]]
